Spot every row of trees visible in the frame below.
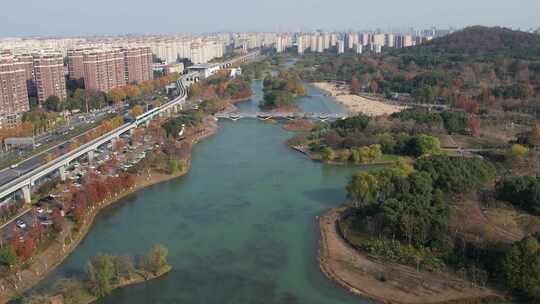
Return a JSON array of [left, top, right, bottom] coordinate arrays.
[[106, 73, 179, 104], [189, 75, 252, 103], [391, 109, 471, 135], [71, 173, 136, 224]]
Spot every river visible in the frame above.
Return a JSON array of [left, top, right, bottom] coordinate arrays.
[[36, 81, 372, 304]]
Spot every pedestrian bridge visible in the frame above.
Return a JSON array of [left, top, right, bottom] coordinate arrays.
[[214, 112, 349, 121]]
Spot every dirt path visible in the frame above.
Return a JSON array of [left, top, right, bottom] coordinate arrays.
[[319, 206, 502, 304]]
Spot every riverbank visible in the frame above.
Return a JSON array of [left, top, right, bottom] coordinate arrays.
[[319, 206, 502, 304], [0, 117, 219, 303], [312, 82, 405, 116], [288, 143, 403, 166]]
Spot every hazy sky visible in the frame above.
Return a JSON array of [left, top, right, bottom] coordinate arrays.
[[1, 0, 539, 36]]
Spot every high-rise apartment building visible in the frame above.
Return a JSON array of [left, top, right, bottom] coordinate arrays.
[[337, 40, 345, 54], [67, 49, 85, 81], [346, 32, 358, 49], [360, 33, 370, 46], [309, 35, 318, 52], [77, 47, 153, 92], [32, 52, 67, 103], [385, 34, 395, 48], [123, 47, 153, 84], [0, 54, 29, 127], [14, 54, 35, 96], [330, 33, 337, 47], [372, 34, 385, 47], [316, 35, 324, 53], [82, 48, 126, 92]]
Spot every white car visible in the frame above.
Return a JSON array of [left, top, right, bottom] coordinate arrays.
[[15, 219, 26, 229], [36, 206, 44, 214]]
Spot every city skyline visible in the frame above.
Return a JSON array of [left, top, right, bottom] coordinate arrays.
[[1, 0, 539, 37]]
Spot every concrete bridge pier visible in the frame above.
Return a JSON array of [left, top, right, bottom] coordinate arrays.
[[111, 136, 119, 150], [22, 185, 31, 204], [58, 165, 68, 181], [87, 150, 95, 163]]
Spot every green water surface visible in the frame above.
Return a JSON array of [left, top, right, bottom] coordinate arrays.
[[37, 82, 372, 304]]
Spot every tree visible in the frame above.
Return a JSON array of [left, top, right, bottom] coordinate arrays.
[[501, 236, 540, 301], [86, 253, 115, 298], [113, 255, 136, 281], [469, 115, 481, 137], [321, 146, 336, 161], [347, 172, 379, 207], [0, 245, 17, 267], [506, 144, 529, 162], [351, 75, 360, 94], [496, 176, 540, 215], [526, 124, 540, 147], [139, 245, 169, 274], [44, 95, 61, 112], [407, 135, 441, 157], [131, 105, 144, 118], [107, 88, 127, 104], [54, 278, 90, 304], [22, 294, 51, 304], [18, 236, 36, 261]]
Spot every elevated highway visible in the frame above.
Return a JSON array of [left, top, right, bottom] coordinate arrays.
[[0, 52, 259, 204]]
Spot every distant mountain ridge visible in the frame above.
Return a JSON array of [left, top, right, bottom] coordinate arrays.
[[413, 26, 540, 57]]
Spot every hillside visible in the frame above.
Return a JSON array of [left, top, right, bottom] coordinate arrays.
[[407, 26, 540, 57]]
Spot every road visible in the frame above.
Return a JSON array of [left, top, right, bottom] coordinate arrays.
[[0, 110, 111, 194]]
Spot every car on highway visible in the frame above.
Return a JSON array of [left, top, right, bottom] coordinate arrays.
[[10, 163, 19, 169], [15, 219, 26, 229], [40, 218, 53, 226]]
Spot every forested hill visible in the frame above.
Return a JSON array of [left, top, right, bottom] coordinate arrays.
[[403, 26, 540, 58]]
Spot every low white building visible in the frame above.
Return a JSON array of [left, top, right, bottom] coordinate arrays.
[[187, 63, 220, 78]]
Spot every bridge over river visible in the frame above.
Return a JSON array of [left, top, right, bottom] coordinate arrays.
[[214, 112, 349, 121]]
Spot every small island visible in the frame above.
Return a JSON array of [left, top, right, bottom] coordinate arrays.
[[260, 70, 306, 112], [21, 245, 171, 304]]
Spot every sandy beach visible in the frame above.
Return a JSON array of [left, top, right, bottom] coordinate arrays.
[[312, 82, 406, 116]]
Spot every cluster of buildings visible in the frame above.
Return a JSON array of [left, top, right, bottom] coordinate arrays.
[[0, 28, 451, 128], [275, 31, 439, 54], [0, 34, 240, 128], [0, 45, 156, 128], [67, 47, 153, 92], [0, 50, 65, 126]]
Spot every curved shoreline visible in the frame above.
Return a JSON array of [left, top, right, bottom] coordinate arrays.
[[318, 206, 503, 304], [0, 117, 219, 303]]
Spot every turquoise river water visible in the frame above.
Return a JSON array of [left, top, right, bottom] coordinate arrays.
[[36, 81, 373, 304]]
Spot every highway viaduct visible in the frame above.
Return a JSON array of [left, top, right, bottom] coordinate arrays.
[[0, 51, 259, 204]]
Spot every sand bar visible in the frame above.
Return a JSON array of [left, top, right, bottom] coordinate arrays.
[[312, 82, 406, 116]]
